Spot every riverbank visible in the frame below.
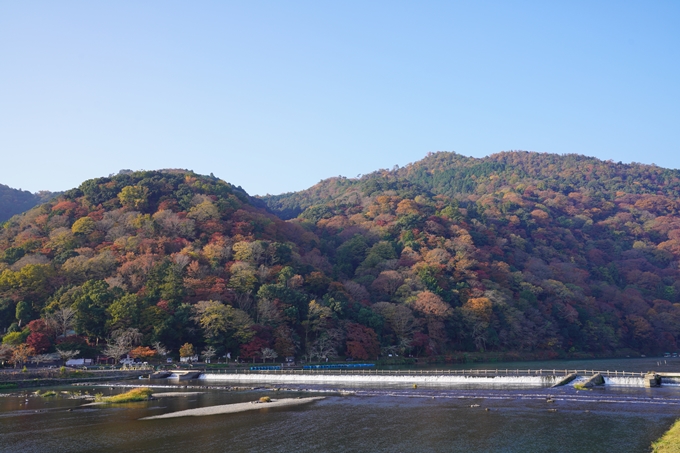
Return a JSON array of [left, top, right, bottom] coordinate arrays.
[[0, 370, 142, 389], [652, 419, 680, 452], [375, 349, 648, 367], [140, 397, 325, 420]]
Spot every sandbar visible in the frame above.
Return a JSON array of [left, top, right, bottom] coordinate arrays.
[[140, 397, 324, 420]]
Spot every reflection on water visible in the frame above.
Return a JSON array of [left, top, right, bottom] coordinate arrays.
[[1, 357, 679, 453]]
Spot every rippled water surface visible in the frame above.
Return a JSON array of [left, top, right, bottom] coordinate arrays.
[[1, 357, 680, 453]]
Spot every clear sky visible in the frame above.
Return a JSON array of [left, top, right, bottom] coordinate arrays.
[[1, 1, 678, 195]]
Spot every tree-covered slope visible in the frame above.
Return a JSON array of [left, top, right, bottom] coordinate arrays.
[[0, 170, 321, 361], [2, 153, 680, 366], [396, 151, 680, 199], [260, 151, 680, 218], [259, 151, 680, 357]]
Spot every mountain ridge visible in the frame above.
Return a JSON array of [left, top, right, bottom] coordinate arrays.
[[0, 184, 56, 223], [260, 151, 680, 220]]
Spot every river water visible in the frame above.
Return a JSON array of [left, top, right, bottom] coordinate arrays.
[[1, 357, 679, 452]]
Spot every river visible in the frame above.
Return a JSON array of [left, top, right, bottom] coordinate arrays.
[[1, 357, 679, 452]]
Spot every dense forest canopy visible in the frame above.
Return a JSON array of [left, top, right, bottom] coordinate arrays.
[[2, 152, 680, 365], [262, 152, 680, 219]]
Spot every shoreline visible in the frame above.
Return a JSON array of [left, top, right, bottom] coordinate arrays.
[[651, 418, 680, 452], [0, 372, 141, 389]]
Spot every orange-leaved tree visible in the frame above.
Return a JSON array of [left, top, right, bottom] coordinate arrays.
[[179, 343, 195, 358], [129, 346, 156, 360]]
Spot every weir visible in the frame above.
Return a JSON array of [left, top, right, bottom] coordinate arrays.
[[169, 371, 203, 380], [583, 373, 605, 388], [150, 368, 679, 388], [659, 376, 680, 386], [604, 376, 645, 387], [200, 373, 559, 386], [552, 373, 578, 387]]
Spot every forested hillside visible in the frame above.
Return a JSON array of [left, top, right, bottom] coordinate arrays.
[[2, 153, 680, 366], [262, 152, 680, 219], [0, 184, 54, 223]]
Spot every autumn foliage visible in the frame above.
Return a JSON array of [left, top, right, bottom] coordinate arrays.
[[1, 153, 680, 363]]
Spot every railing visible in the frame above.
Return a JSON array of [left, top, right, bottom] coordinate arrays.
[[187, 368, 648, 377]]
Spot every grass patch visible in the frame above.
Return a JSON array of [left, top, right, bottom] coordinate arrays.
[[95, 387, 154, 403], [259, 396, 271, 403], [573, 384, 590, 391], [652, 418, 680, 452], [0, 383, 18, 390], [33, 390, 57, 398]]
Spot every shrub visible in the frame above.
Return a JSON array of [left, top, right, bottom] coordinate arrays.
[[95, 387, 154, 403], [2, 331, 26, 346], [259, 396, 271, 403]]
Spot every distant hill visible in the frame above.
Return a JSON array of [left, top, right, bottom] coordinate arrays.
[[260, 151, 680, 219], [0, 184, 55, 223], [2, 153, 680, 365]]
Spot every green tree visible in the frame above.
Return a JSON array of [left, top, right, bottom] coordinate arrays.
[[192, 300, 254, 345], [2, 330, 28, 346], [15, 301, 31, 327], [0, 264, 56, 313], [334, 235, 368, 277], [70, 280, 118, 341], [118, 185, 150, 210], [107, 294, 145, 331], [228, 262, 258, 295], [71, 216, 96, 235]]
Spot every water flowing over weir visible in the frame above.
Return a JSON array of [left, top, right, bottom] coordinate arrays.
[[661, 377, 680, 386], [197, 373, 559, 386], [164, 358, 680, 389], [185, 369, 668, 388], [604, 376, 645, 387]]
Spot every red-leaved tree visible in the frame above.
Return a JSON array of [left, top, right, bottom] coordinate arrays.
[[345, 322, 379, 360], [26, 332, 51, 354]]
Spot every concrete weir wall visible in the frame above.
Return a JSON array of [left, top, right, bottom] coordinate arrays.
[[552, 373, 578, 387], [199, 373, 558, 386], [644, 373, 661, 388], [169, 371, 203, 380], [583, 373, 605, 388]]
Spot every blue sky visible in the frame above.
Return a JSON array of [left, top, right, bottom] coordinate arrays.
[[1, 1, 678, 195]]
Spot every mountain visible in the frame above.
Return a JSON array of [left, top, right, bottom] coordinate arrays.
[[0, 184, 55, 223], [2, 153, 680, 364], [261, 151, 680, 219]]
